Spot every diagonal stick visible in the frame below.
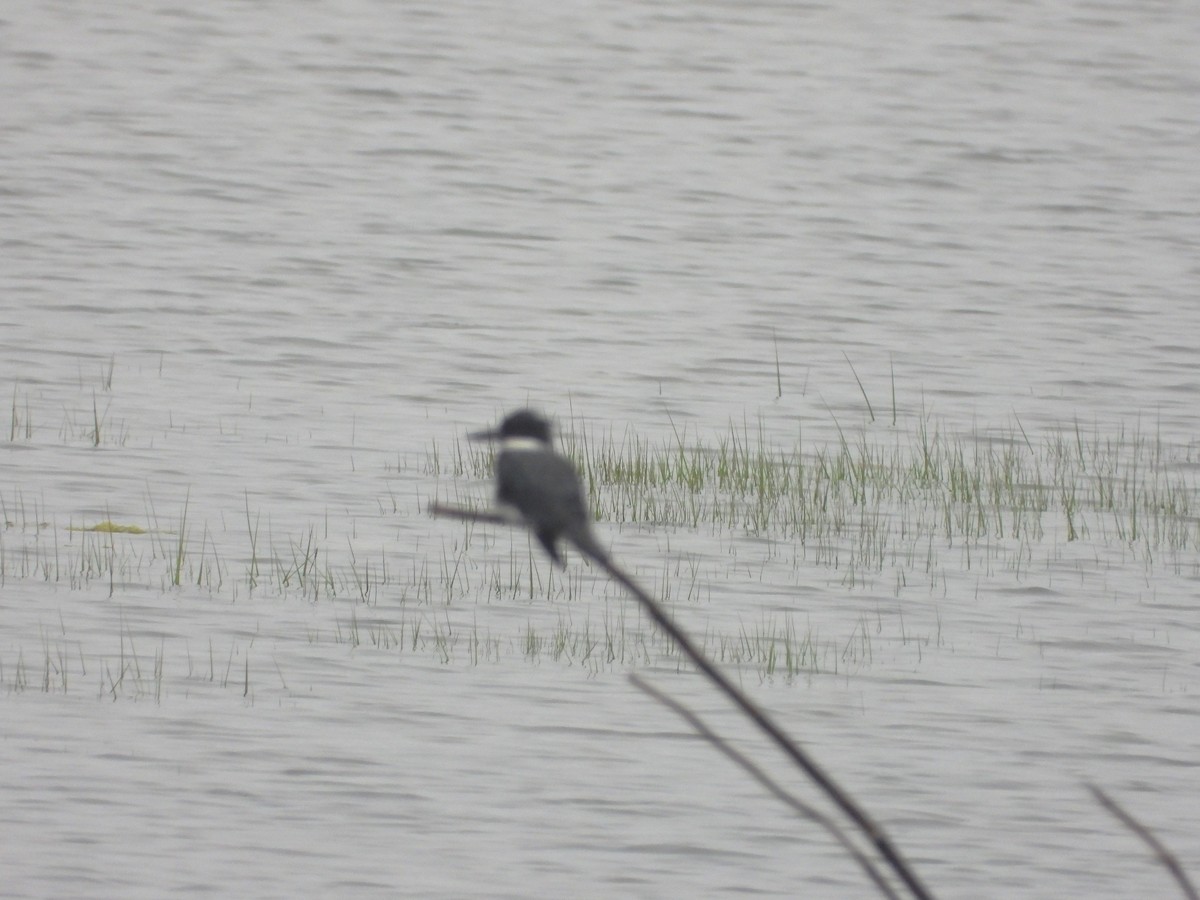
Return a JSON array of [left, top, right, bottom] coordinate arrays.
[[630, 673, 902, 900], [430, 499, 934, 899], [1087, 784, 1198, 900]]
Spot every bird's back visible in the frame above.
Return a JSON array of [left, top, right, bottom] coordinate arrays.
[[496, 447, 605, 562], [496, 448, 585, 529]]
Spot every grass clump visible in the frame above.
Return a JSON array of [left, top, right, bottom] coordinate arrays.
[[545, 415, 1200, 576]]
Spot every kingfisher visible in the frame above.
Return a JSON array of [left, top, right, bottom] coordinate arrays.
[[470, 409, 607, 566]]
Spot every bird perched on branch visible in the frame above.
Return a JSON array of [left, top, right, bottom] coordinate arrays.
[[470, 409, 607, 567]]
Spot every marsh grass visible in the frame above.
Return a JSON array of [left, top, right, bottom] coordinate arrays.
[[6, 415, 1199, 609], [549, 415, 1199, 571], [10, 386, 32, 441], [0, 604, 264, 701], [3, 411, 1198, 687], [172, 488, 190, 587], [328, 602, 856, 680]]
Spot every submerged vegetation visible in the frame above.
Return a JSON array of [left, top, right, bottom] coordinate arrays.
[[2, 403, 1198, 696], [3, 391, 1199, 899], [437, 413, 1200, 566], [582, 417, 1197, 552]]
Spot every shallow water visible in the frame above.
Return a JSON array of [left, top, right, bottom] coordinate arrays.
[[3, 0, 1200, 897]]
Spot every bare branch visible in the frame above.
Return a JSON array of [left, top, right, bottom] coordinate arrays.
[[427, 501, 511, 526], [1087, 783, 1198, 900], [592, 550, 934, 900], [427, 499, 934, 899], [630, 674, 902, 900]]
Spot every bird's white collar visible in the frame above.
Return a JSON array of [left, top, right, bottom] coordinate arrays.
[[500, 436, 549, 452]]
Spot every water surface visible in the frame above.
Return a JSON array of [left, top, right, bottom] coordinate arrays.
[[2, 1, 1199, 897]]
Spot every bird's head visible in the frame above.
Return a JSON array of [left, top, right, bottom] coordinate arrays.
[[470, 409, 553, 447]]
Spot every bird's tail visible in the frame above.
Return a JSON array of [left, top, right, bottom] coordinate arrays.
[[567, 526, 610, 567]]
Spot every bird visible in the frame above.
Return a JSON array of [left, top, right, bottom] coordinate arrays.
[[470, 409, 607, 567]]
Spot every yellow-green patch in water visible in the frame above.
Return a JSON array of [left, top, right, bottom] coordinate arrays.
[[70, 521, 148, 534]]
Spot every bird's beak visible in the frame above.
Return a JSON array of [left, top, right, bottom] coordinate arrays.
[[468, 428, 499, 442]]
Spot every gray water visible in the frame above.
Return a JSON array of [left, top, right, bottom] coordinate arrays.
[[3, 1, 1199, 897]]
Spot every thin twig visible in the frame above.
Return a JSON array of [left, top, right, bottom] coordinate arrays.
[[428, 502, 511, 527], [630, 674, 902, 900], [773, 330, 783, 399], [429, 500, 934, 900], [844, 352, 875, 423], [593, 551, 933, 899], [1087, 783, 1198, 900]]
